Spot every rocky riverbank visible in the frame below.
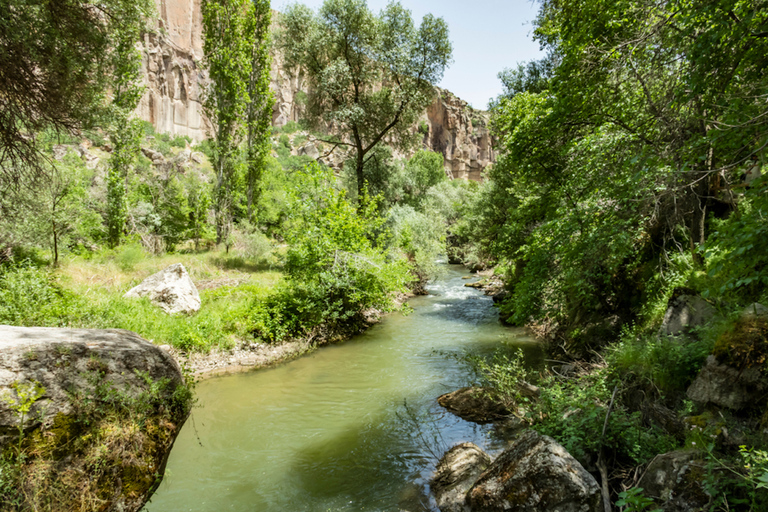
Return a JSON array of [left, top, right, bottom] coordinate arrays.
[[0, 326, 193, 512]]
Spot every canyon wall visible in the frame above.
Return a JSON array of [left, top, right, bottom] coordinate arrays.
[[137, 1, 495, 180]]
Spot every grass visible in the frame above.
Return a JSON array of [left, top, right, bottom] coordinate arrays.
[[2, 248, 284, 353]]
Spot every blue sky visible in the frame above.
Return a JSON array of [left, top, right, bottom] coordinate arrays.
[[275, 0, 545, 110]]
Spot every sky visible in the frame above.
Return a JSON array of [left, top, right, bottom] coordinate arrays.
[[275, 0, 545, 110]]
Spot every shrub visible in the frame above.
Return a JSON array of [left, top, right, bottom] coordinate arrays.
[[249, 164, 411, 343], [0, 264, 85, 327]]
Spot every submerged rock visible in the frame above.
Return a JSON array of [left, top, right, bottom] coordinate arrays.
[[124, 263, 201, 314], [0, 325, 191, 512], [466, 430, 602, 512], [432, 443, 492, 512]]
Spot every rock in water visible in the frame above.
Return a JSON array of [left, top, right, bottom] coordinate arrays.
[[124, 263, 201, 314], [466, 430, 602, 512], [0, 325, 191, 512], [432, 443, 492, 512], [437, 387, 512, 424]]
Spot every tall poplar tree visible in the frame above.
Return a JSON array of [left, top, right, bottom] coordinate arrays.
[[245, 0, 274, 222], [105, 0, 152, 248], [202, 0, 273, 243]]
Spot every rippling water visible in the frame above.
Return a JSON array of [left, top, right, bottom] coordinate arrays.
[[144, 265, 541, 512]]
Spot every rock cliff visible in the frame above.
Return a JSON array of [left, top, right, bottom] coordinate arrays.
[[138, 1, 495, 180]]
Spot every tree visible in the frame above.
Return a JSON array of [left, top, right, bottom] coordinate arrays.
[[105, 0, 153, 248], [245, 0, 274, 222], [279, 0, 453, 201], [202, 0, 273, 244], [0, 0, 152, 191]]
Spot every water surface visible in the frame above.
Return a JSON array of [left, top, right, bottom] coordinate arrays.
[[145, 265, 540, 512]]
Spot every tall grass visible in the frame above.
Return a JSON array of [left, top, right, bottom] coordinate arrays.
[[1, 250, 284, 352]]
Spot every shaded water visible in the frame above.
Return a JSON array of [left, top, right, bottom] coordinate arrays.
[[145, 265, 541, 512]]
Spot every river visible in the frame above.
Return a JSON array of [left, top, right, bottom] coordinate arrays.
[[144, 264, 541, 512]]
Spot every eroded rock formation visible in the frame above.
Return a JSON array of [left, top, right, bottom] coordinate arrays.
[[138, 0, 208, 141], [137, 2, 495, 179]]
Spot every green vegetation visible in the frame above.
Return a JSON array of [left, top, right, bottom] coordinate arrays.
[[0, 368, 194, 511], [202, 0, 274, 244], [278, 0, 452, 200]]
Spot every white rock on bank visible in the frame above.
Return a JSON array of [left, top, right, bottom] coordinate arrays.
[[124, 263, 201, 314]]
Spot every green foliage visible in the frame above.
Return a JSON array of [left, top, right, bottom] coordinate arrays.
[[0, 151, 103, 265], [279, 0, 452, 199], [607, 327, 714, 401], [105, 0, 153, 249], [467, 349, 531, 408], [533, 370, 676, 466], [0, 0, 152, 185], [615, 487, 661, 512], [385, 204, 445, 281], [0, 260, 264, 353], [244, 0, 273, 222], [0, 264, 85, 327], [703, 177, 768, 303], [479, 0, 768, 339], [473, 350, 677, 466], [249, 164, 411, 343], [114, 244, 145, 272], [2, 381, 46, 454], [202, 0, 271, 243], [701, 442, 768, 511]]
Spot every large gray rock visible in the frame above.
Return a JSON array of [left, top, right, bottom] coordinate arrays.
[[466, 430, 602, 512], [0, 325, 189, 512], [687, 355, 767, 410], [124, 263, 201, 314], [438, 387, 513, 424], [432, 443, 492, 512], [659, 295, 715, 336], [637, 451, 709, 511], [741, 302, 768, 321]]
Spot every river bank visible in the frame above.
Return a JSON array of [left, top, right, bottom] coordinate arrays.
[[144, 264, 541, 512]]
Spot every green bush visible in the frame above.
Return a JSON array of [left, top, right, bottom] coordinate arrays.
[[607, 327, 714, 401], [249, 164, 411, 343], [473, 349, 677, 467], [0, 264, 85, 327]]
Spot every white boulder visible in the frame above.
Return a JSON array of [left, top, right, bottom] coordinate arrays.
[[124, 263, 201, 314]]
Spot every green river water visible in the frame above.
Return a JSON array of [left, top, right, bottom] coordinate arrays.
[[144, 265, 541, 512]]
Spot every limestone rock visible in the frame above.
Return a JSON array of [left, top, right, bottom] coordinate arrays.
[[637, 451, 709, 512], [424, 89, 495, 181], [135, 4, 496, 180], [687, 355, 767, 410], [659, 295, 715, 336], [0, 325, 188, 512], [742, 303, 768, 321], [124, 263, 201, 314], [466, 430, 602, 512], [432, 443, 492, 512], [438, 387, 512, 424], [298, 142, 320, 159]]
